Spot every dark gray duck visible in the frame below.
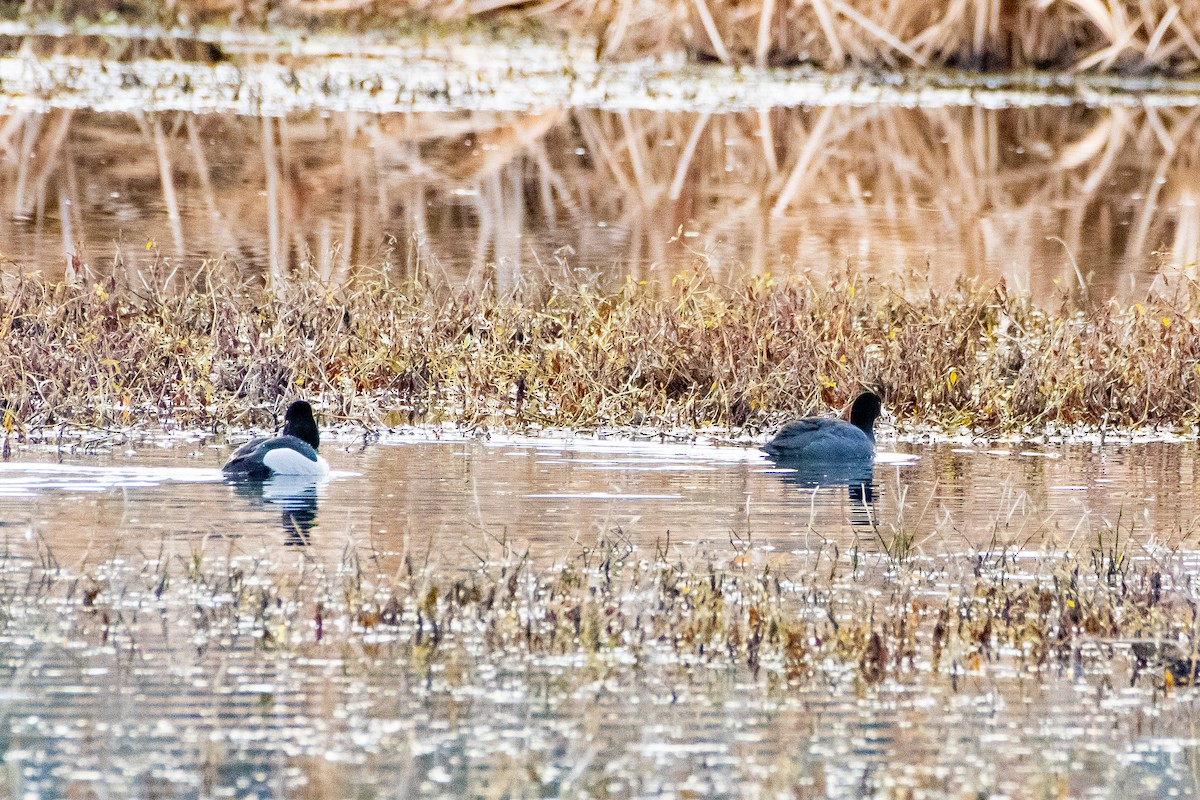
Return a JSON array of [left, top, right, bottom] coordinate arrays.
[[763, 392, 882, 461]]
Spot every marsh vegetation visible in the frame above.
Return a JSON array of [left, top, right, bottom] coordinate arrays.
[[6, 469, 1200, 797], [2, 4, 1200, 798], [3, 264, 1200, 439], [10, 0, 1200, 75], [0, 104, 1198, 303]]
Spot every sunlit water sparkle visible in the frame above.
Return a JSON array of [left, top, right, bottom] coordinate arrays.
[[0, 437, 1197, 796]]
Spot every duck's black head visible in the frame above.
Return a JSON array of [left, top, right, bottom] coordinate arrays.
[[282, 400, 320, 450], [846, 392, 883, 439]]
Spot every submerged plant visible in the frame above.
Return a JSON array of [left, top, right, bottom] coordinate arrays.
[[14, 523, 1196, 692]]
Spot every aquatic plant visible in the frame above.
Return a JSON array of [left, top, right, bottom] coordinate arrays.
[[3, 491, 1198, 795], [2, 263, 1199, 437], [20, 524, 1199, 695]]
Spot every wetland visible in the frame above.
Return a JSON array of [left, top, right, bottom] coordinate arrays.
[[3, 5, 1200, 798]]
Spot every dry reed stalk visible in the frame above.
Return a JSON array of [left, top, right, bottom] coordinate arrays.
[[771, 106, 834, 216], [2, 263, 1200, 436], [809, 0, 845, 65], [754, 0, 775, 67], [618, 110, 652, 204], [150, 114, 185, 256], [262, 116, 283, 280], [13, 114, 42, 218], [184, 116, 220, 227], [668, 112, 710, 201], [691, 0, 732, 64], [11, 0, 1200, 74]]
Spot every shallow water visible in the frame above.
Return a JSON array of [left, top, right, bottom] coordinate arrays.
[[3, 435, 1198, 564], [1, 437, 1200, 797]]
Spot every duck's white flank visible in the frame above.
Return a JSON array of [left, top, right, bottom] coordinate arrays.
[[262, 448, 330, 476]]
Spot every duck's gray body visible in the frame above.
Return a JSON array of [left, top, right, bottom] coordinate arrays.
[[762, 418, 875, 461], [763, 392, 882, 462], [222, 400, 328, 479]]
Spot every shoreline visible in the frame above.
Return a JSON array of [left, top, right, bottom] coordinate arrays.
[[4, 421, 1200, 454], [3, 46, 1200, 116]]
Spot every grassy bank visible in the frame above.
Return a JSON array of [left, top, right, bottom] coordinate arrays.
[[2, 264, 1198, 438], [8, 0, 1200, 76]]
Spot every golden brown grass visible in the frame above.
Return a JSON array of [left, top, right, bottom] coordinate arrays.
[[9, 0, 1200, 75], [2, 262, 1199, 437]]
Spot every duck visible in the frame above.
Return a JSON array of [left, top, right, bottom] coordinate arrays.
[[222, 400, 329, 479], [763, 391, 882, 461]]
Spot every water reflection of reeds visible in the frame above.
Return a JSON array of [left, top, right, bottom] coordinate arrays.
[[1, 105, 1198, 297]]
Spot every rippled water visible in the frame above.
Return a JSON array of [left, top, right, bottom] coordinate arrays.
[[4, 435, 1198, 562], [0, 438, 1199, 797]]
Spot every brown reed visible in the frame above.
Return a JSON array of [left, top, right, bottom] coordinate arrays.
[[11, 0, 1200, 75], [2, 105, 1196, 298], [2, 261, 1199, 438]]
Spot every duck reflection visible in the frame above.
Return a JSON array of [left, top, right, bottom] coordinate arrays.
[[765, 456, 878, 531], [229, 475, 322, 545]]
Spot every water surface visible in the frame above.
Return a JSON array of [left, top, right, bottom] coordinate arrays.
[[1, 436, 1199, 798], [3, 434, 1198, 566], [3, 27, 1200, 799], [1, 105, 1196, 301]]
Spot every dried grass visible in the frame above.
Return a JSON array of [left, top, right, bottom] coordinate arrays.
[[11, 0, 1200, 74], [2, 261, 1199, 437]]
